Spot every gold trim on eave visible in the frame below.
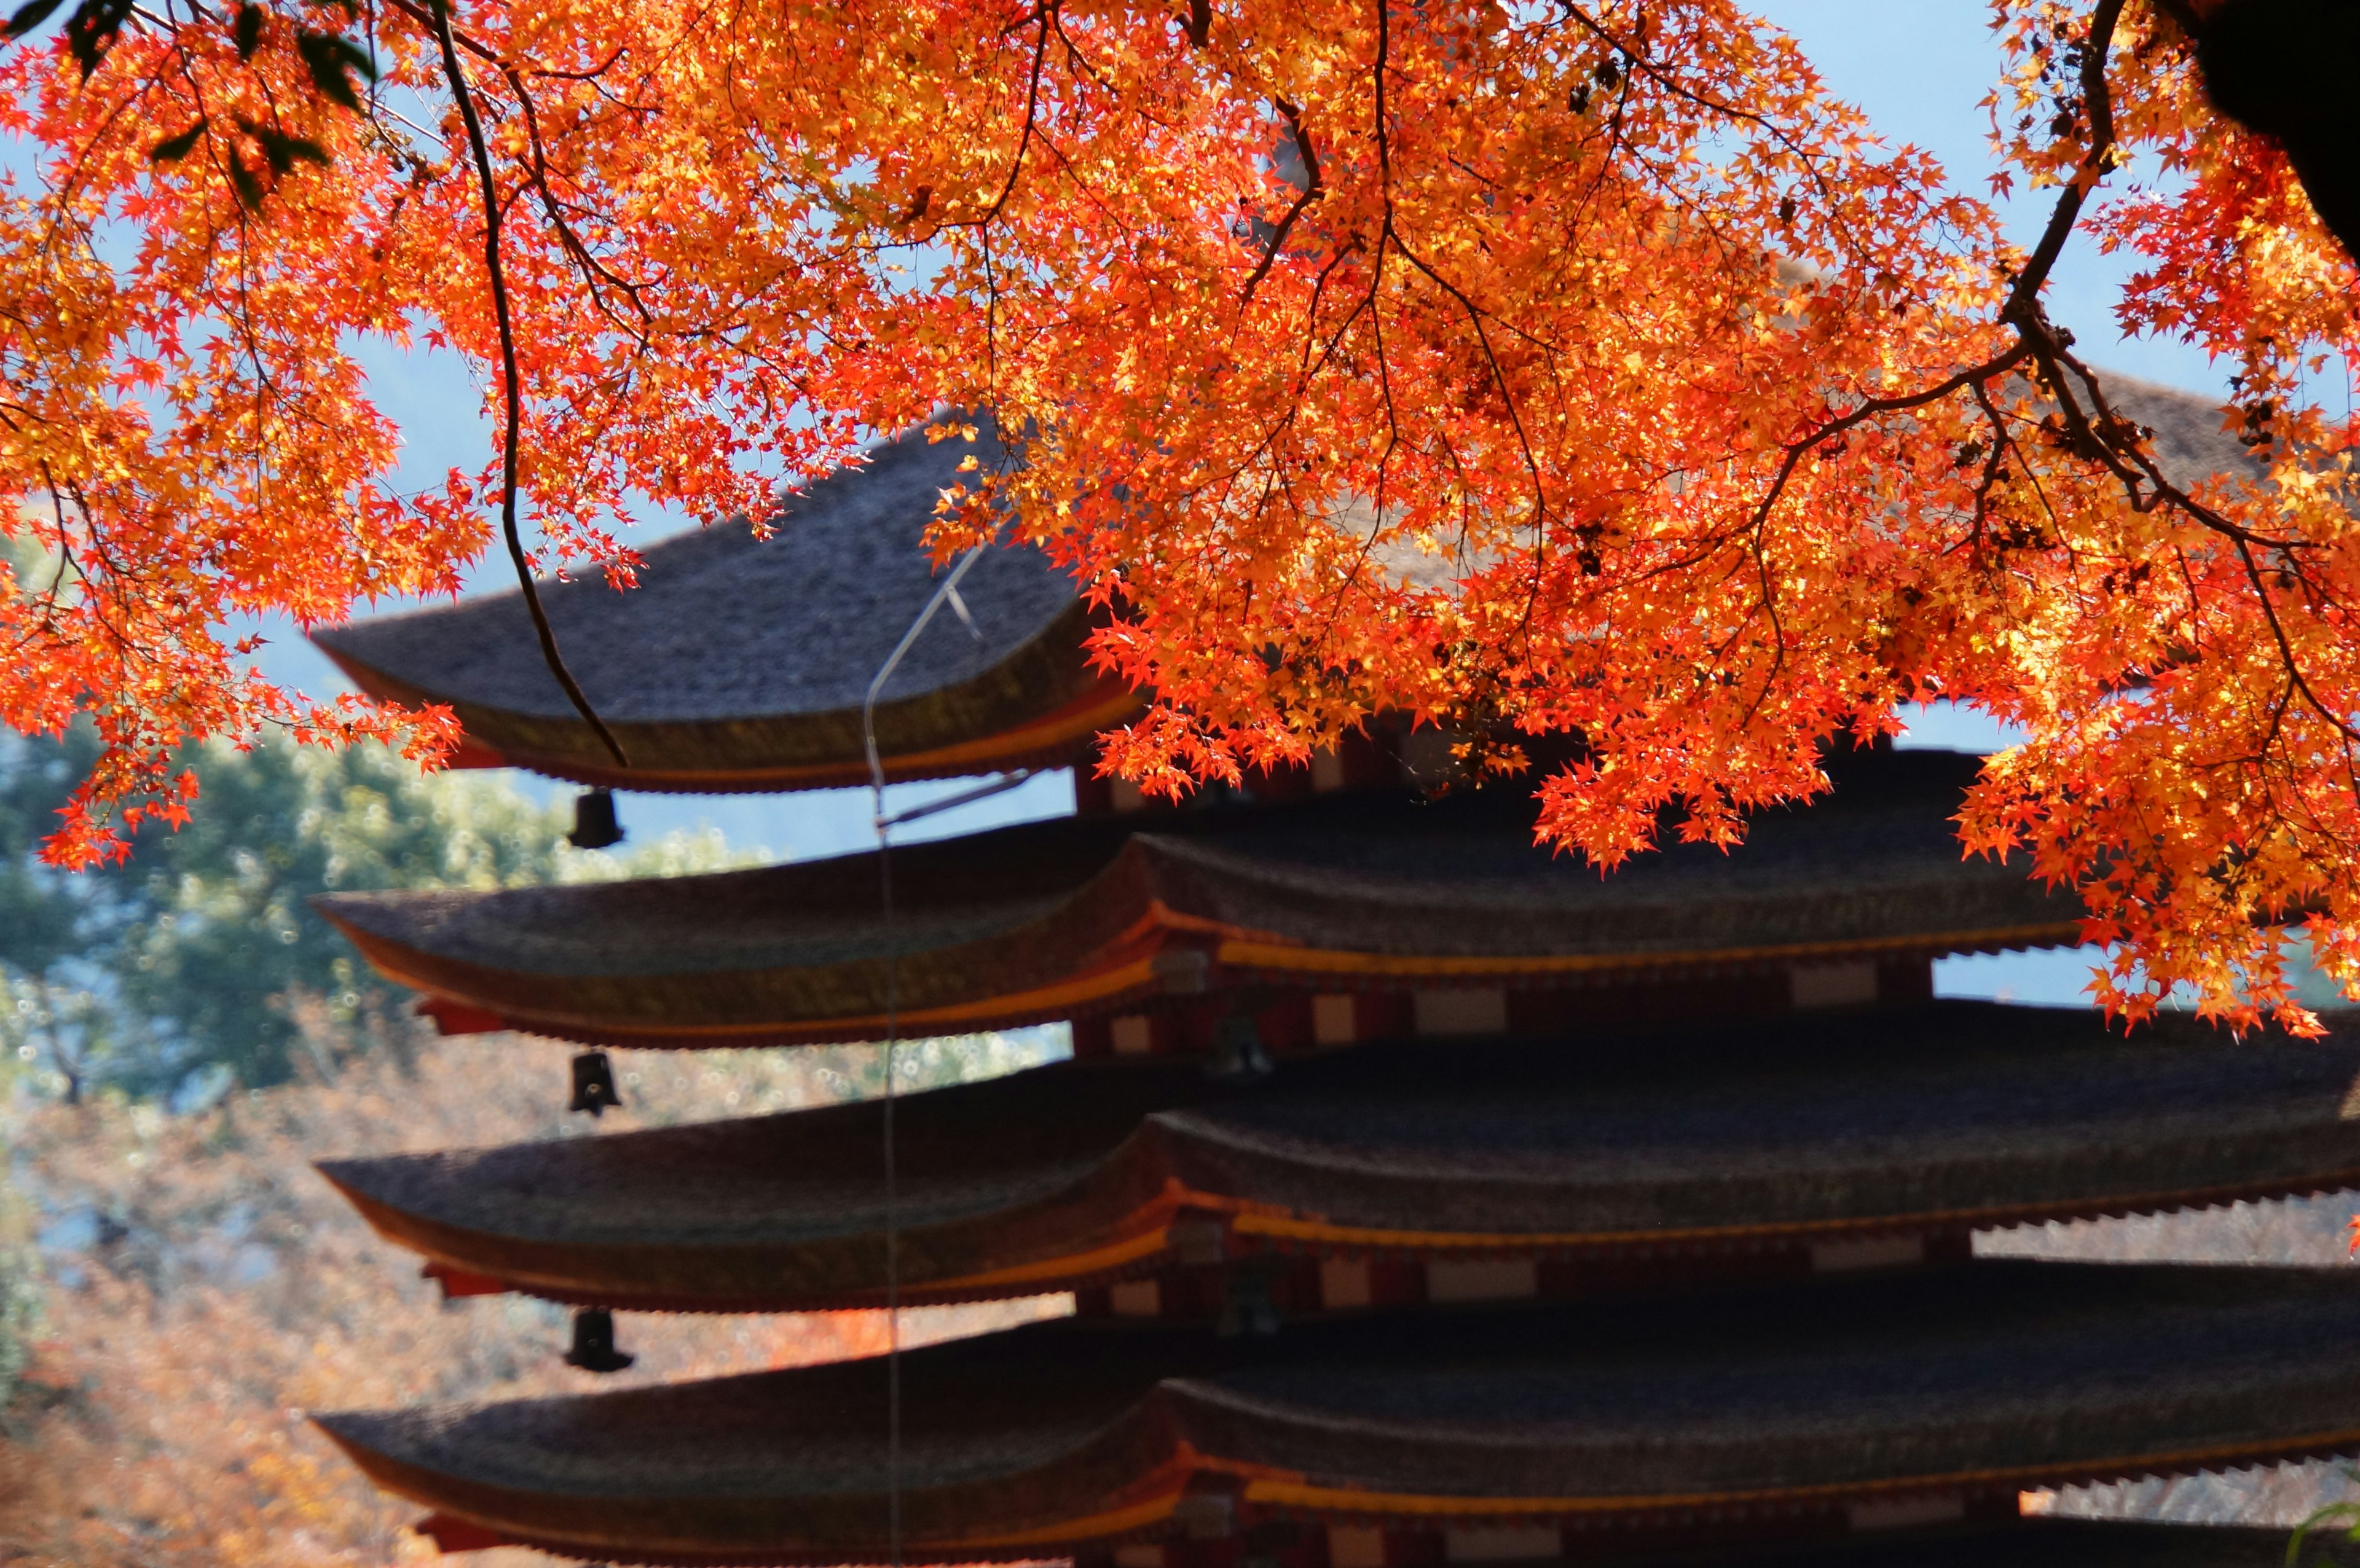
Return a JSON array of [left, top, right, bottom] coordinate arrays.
[[1239, 1426, 2360, 1517], [1213, 922, 2085, 979], [344, 919, 2086, 1043]]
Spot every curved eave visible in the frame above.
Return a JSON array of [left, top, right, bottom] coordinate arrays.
[[312, 753, 2083, 1049], [313, 1007, 2360, 1314], [316, 621, 1141, 795], [317, 915, 1172, 1049], [310, 1267, 2360, 1567], [320, 917, 2085, 1051], [392, 1518, 2302, 1568], [329, 1165, 2360, 1315], [320, 1176, 1187, 1313], [334, 1433, 2360, 1568]]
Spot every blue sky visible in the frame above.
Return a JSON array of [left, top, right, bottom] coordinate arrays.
[[258, 1, 2249, 1007]]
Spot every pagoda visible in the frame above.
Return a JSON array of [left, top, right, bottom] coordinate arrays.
[[309, 398, 2360, 1568]]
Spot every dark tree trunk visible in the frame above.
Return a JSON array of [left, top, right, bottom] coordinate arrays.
[[2192, 0, 2360, 266]]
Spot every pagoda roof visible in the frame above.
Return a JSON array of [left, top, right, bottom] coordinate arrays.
[[310, 423, 1135, 792], [317, 1262, 2360, 1565], [393, 1518, 2311, 1567], [307, 378, 2242, 798], [317, 1002, 2360, 1311], [312, 748, 2082, 1049]]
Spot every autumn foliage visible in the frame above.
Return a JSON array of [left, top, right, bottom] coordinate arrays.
[[0, 1012, 1058, 1566], [0, 0, 2354, 1025]]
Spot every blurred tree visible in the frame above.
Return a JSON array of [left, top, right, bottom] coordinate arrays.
[[100, 737, 576, 1096], [0, 1136, 33, 1417], [1, 725, 757, 1100], [0, 725, 133, 1103], [0, 1013, 1060, 1564]]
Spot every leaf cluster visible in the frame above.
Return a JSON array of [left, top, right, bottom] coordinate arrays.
[[0, 0, 2354, 1026]]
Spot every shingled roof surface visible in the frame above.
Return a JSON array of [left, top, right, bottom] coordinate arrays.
[[2107, 377, 2261, 490], [312, 747, 2083, 1047], [310, 423, 1133, 790], [318, 1001, 2360, 1311], [307, 380, 2240, 793], [317, 1262, 2360, 1565]]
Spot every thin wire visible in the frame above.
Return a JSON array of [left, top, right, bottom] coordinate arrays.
[[862, 543, 989, 1568], [876, 767, 1034, 829]]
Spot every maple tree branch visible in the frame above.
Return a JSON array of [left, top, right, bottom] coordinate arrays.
[[1978, 1, 2355, 746], [2002, 0, 2124, 322], [1042, 4, 1109, 87], [492, 61, 657, 335], [526, 44, 624, 82], [386, 0, 656, 334], [1560, 5, 1853, 248], [1239, 100, 1320, 307], [1364, 0, 1404, 522], [2036, 345, 2303, 551], [1725, 342, 2043, 720], [385, 0, 495, 60], [1390, 230, 1552, 584], [1959, 377, 2015, 566], [428, 0, 629, 769], [2046, 344, 2360, 745], [1761, 0, 2360, 762], [977, 4, 1052, 227]]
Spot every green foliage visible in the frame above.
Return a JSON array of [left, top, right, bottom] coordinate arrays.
[[1, 724, 760, 1100], [0, 725, 111, 982], [2293, 1492, 2360, 1566], [100, 735, 580, 1094]]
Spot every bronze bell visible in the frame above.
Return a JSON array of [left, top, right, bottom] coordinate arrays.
[[564, 1307, 634, 1373], [567, 788, 623, 850], [568, 1051, 623, 1116]]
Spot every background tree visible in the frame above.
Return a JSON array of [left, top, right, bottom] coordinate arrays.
[[0, 725, 131, 1102], [0, 1140, 33, 1417], [0, 1015, 1060, 1566], [0, 0, 2353, 1026], [0, 723, 753, 1100]]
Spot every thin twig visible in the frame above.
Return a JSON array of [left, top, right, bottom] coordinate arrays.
[[975, 5, 1052, 228], [1240, 100, 1323, 307], [2001, 0, 2125, 323]]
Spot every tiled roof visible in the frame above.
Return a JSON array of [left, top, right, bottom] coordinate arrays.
[[320, 1001, 2360, 1311], [312, 748, 2082, 1048], [309, 421, 1134, 791], [1677, 1522, 2297, 1567], [315, 1263, 2360, 1565], [305, 378, 2242, 796]]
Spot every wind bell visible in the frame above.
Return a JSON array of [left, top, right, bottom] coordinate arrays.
[[568, 1050, 623, 1116], [564, 1307, 634, 1374], [567, 788, 624, 850], [1208, 1014, 1272, 1082]]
